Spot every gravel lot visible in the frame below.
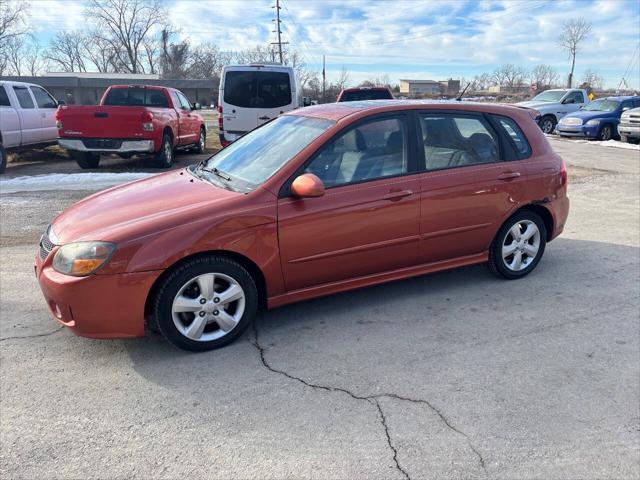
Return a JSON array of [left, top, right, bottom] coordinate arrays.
[[1, 137, 639, 479]]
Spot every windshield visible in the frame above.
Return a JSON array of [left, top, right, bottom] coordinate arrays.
[[340, 90, 393, 102], [103, 88, 168, 107], [531, 90, 565, 102], [583, 99, 620, 112], [202, 115, 334, 192], [224, 71, 292, 109]]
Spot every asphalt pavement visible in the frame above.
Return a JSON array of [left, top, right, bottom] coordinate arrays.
[[1, 138, 638, 479]]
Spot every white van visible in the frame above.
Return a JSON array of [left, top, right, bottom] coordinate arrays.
[[218, 64, 302, 146]]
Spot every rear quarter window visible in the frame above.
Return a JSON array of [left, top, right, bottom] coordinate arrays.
[[0, 86, 10, 107], [493, 115, 532, 159]]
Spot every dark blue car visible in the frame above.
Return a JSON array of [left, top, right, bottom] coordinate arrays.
[[555, 96, 640, 141]]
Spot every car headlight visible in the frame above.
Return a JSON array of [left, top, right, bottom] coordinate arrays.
[[585, 119, 601, 126], [53, 242, 116, 276]]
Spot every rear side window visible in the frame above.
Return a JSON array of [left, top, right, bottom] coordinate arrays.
[[103, 88, 168, 107], [30, 86, 57, 108], [419, 113, 499, 170], [13, 86, 35, 109], [224, 71, 292, 109], [493, 116, 532, 159], [339, 90, 393, 102], [0, 86, 10, 107]]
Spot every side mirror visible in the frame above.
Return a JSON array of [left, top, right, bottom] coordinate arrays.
[[291, 173, 325, 198], [192, 102, 201, 110], [57, 100, 66, 106], [622, 106, 630, 112]]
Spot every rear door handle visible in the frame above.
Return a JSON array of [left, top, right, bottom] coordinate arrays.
[[497, 172, 521, 181], [383, 189, 413, 201]]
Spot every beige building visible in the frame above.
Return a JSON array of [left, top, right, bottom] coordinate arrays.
[[399, 78, 461, 96]]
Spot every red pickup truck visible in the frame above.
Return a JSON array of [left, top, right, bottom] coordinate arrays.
[[56, 85, 206, 168]]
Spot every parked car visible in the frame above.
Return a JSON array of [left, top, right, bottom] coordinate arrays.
[[56, 85, 206, 169], [36, 100, 569, 351], [618, 106, 640, 144], [555, 96, 640, 141], [337, 86, 394, 102], [516, 88, 590, 134], [218, 63, 302, 146], [0, 80, 61, 173]]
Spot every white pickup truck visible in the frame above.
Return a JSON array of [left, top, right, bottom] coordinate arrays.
[[0, 80, 61, 173], [516, 88, 590, 134]]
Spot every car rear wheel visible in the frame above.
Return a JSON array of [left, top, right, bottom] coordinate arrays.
[[152, 256, 258, 351], [539, 115, 556, 134], [598, 124, 612, 141], [194, 128, 206, 154], [489, 211, 547, 279], [74, 152, 100, 169], [155, 133, 173, 168], [0, 144, 6, 174]]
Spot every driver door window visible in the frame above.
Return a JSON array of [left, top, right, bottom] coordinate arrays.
[[305, 117, 408, 187], [565, 91, 584, 104]]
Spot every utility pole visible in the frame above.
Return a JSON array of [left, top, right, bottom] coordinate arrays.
[[271, 0, 288, 64], [322, 55, 326, 103]]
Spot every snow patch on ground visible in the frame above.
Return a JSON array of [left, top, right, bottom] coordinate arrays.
[[0, 172, 155, 194], [548, 135, 640, 151]]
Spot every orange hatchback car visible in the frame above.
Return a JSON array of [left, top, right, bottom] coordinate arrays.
[[36, 101, 569, 351]]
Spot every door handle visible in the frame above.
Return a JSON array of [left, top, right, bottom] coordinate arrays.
[[497, 172, 521, 181], [259, 116, 270, 120], [383, 189, 413, 201]]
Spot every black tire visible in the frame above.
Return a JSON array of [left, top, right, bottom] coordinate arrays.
[[74, 152, 100, 169], [539, 115, 556, 135], [154, 132, 173, 168], [489, 210, 547, 280], [620, 135, 639, 144], [597, 124, 612, 141], [194, 127, 206, 154], [0, 144, 6, 174], [152, 255, 258, 352]]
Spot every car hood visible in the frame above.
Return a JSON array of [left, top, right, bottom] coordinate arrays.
[[563, 110, 616, 121], [51, 169, 241, 244]]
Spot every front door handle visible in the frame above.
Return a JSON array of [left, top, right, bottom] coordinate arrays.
[[497, 172, 521, 181], [383, 189, 413, 201], [259, 116, 270, 120]]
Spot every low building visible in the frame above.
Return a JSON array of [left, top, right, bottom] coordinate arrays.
[[487, 84, 530, 94], [0, 72, 217, 106], [399, 78, 460, 96]]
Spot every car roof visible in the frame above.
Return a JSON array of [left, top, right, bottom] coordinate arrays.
[[288, 99, 536, 122]]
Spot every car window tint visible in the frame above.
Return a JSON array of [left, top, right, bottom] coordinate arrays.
[[305, 117, 407, 188], [103, 88, 168, 107], [495, 116, 532, 158], [340, 90, 393, 102], [30, 86, 57, 108], [13, 86, 35, 109], [419, 114, 499, 170], [566, 91, 584, 103], [224, 71, 292, 109], [620, 100, 634, 111], [0, 86, 10, 107], [178, 92, 192, 110]]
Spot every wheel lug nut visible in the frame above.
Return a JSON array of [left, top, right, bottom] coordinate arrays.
[[213, 310, 219, 316], [199, 311, 206, 317], [199, 298, 206, 304], [214, 297, 220, 303]]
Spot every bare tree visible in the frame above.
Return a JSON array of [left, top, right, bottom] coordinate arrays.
[[581, 68, 604, 90], [86, 0, 167, 74], [188, 42, 231, 80], [558, 18, 592, 88], [492, 64, 528, 89], [159, 28, 190, 78], [5, 35, 24, 74], [335, 66, 350, 90], [46, 31, 87, 72], [84, 33, 117, 73], [234, 44, 274, 64], [471, 73, 492, 91], [0, 0, 29, 72], [530, 64, 559, 90]]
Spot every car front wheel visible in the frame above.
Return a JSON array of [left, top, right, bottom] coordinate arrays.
[[489, 211, 547, 279], [597, 124, 612, 141], [539, 115, 556, 134], [152, 256, 258, 351]]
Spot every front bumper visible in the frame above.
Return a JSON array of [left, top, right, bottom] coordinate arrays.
[[35, 250, 161, 338], [555, 124, 600, 138], [58, 138, 155, 153], [618, 124, 640, 138]]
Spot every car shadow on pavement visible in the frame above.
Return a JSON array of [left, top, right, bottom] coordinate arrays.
[[118, 237, 638, 389]]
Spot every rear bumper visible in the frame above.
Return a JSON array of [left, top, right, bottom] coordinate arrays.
[[58, 138, 155, 153], [548, 195, 570, 241], [35, 251, 161, 338]]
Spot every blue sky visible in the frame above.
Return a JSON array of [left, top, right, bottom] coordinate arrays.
[[29, 0, 640, 88]]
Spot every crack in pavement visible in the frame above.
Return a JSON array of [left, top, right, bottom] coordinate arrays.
[[250, 320, 487, 479], [0, 325, 64, 342]]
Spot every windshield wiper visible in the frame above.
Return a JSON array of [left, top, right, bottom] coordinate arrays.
[[210, 168, 232, 182]]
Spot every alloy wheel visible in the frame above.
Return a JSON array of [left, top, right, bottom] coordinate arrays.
[[540, 119, 554, 134], [171, 272, 245, 342], [165, 139, 172, 162], [501, 220, 541, 271], [199, 131, 205, 151], [599, 125, 611, 141]]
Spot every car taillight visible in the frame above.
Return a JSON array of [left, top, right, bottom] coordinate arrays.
[[141, 111, 154, 131], [560, 158, 567, 187], [55, 110, 62, 129], [218, 105, 223, 131]]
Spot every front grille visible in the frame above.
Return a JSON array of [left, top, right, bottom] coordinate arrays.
[[39, 228, 56, 260]]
